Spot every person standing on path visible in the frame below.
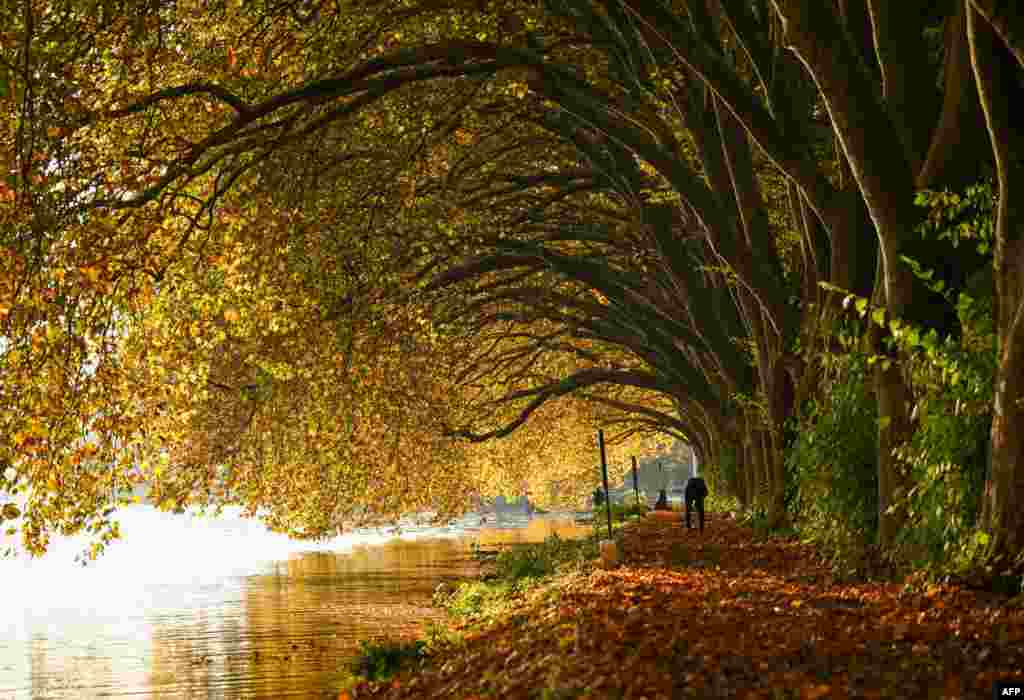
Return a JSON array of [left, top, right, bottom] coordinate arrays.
[[684, 476, 708, 532], [654, 489, 670, 510]]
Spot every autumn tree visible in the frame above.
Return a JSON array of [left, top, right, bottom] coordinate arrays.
[[2, 0, 1022, 576]]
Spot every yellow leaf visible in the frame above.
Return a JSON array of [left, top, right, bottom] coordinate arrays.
[[80, 266, 101, 284]]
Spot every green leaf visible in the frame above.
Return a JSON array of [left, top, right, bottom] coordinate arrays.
[[924, 329, 940, 349]]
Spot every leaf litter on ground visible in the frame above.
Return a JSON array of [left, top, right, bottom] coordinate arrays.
[[341, 514, 1024, 699]]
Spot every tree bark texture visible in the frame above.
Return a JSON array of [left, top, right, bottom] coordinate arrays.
[[968, 4, 1024, 563], [770, 0, 919, 312], [771, 0, 923, 548], [970, 0, 1024, 68], [918, 2, 990, 190], [866, 0, 940, 174]]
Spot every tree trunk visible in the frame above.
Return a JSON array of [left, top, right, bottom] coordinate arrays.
[[917, 2, 990, 190], [755, 421, 773, 514], [723, 428, 750, 515], [866, 0, 940, 173], [986, 325, 1024, 560], [709, 94, 792, 528], [874, 356, 913, 547], [838, 0, 878, 80], [968, 5, 1024, 564], [969, 0, 1024, 68], [772, 0, 925, 549], [732, 445, 749, 509], [764, 430, 788, 528], [741, 422, 760, 510]]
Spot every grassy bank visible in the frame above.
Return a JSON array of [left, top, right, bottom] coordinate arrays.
[[340, 512, 1024, 699], [342, 516, 628, 688]]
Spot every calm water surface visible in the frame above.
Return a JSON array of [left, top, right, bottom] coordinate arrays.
[[0, 506, 591, 699]]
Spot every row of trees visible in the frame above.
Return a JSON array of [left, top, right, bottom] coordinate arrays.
[[1, 0, 1022, 573]]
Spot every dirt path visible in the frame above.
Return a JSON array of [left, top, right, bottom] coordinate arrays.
[[345, 514, 1024, 699]]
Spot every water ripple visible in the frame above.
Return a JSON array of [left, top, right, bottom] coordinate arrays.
[[0, 509, 588, 699]]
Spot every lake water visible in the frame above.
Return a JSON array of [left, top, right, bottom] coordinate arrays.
[[0, 506, 592, 699]]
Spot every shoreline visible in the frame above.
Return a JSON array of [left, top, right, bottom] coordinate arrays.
[[342, 513, 1024, 699]]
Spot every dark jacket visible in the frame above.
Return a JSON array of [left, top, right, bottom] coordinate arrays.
[[684, 477, 708, 501]]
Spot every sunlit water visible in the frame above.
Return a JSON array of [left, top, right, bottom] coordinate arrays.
[[0, 506, 592, 699]]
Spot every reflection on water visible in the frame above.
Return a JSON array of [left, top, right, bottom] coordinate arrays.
[[0, 507, 590, 699], [475, 515, 594, 548]]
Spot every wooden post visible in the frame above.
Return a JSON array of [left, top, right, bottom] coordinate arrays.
[[599, 430, 612, 539]]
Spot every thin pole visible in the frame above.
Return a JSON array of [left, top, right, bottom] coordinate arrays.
[[599, 430, 612, 539], [631, 455, 640, 505]]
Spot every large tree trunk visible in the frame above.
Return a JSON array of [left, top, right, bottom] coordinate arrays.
[[754, 420, 773, 514], [874, 357, 913, 546], [740, 420, 761, 510], [756, 350, 792, 530], [968, 5, 1024, 564], [720, 428, 750, 515], [764, 429, 788, 528], [865, 0, 939, 173], [730, 444, 749, 510], [771, 0, 929, 549], [918, 2, 990, 190], [969, 0, 1024, 68], [709, 95, 792, 528], [837, 0, 878, 79]]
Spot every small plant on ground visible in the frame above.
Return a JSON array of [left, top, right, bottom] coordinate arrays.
[[436, 534, 601, 630], [494, 534, 600, 580], [705, 491, 739, 515], [349, 638, 426, 682], [786, 350, 879, 573], [436, 578, 524, 621], [593, 502, 648, 522]]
